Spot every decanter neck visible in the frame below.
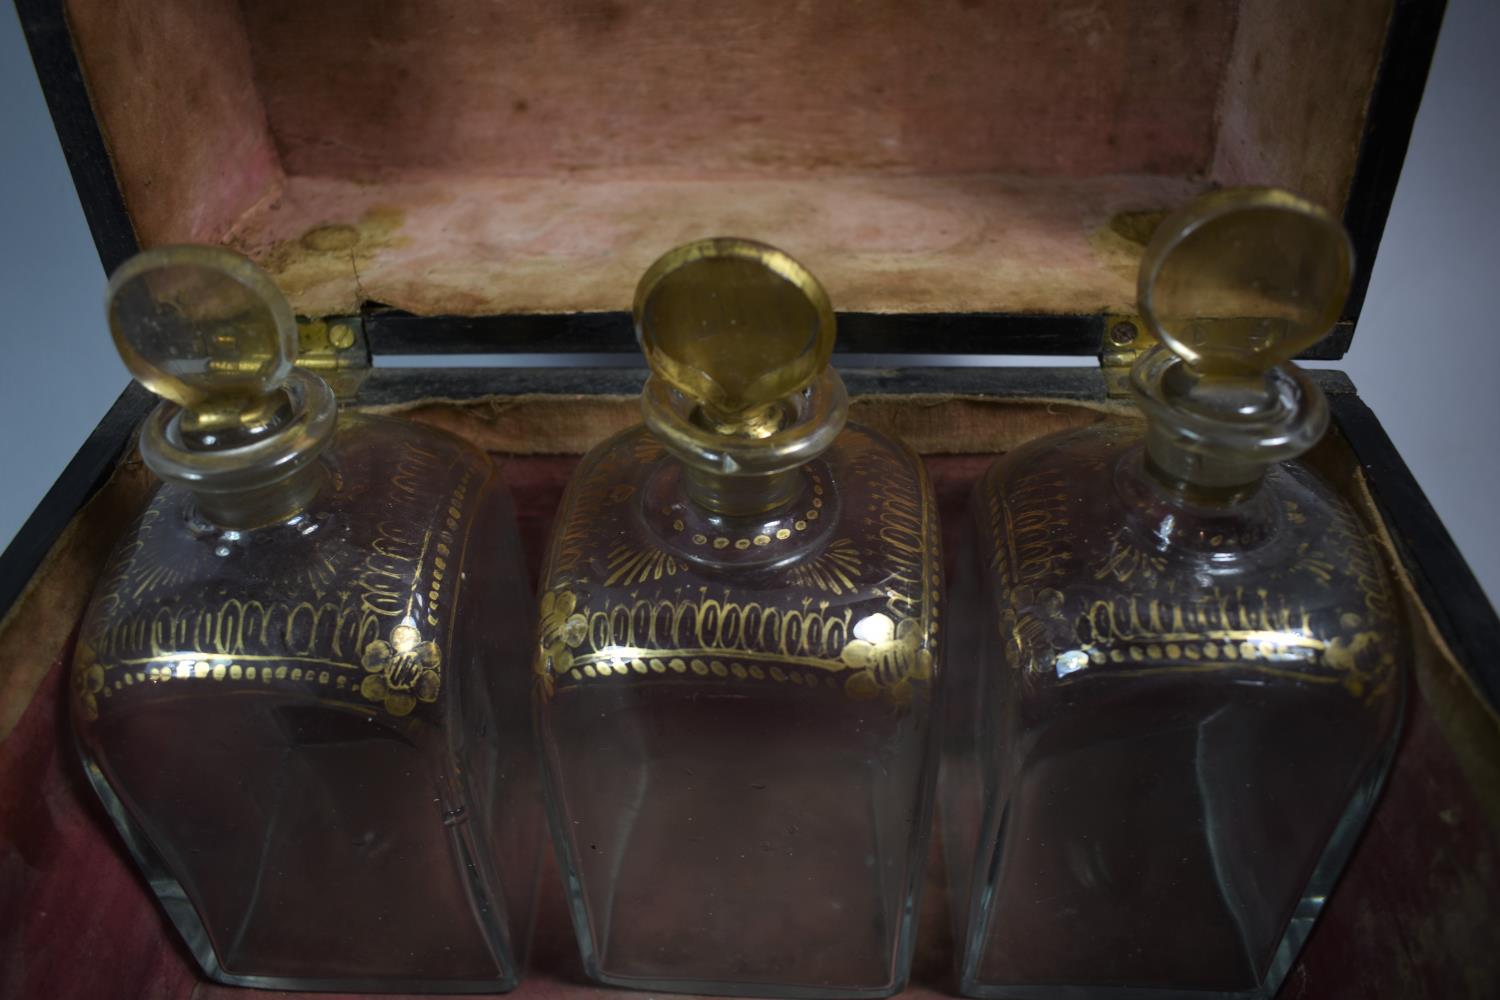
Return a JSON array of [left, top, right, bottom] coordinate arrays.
[[104, 244, 340, 530], [1114, 446, 1279, 556], [643, 367, 848, 519], [1141, 424, 1268, 506], [679, 465, 804, 518], [1129, 345, 1327, 507], [140, 369, 337, 529]]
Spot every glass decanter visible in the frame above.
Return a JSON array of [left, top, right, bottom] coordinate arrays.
[[942, 190, 1406, 999], [533, 238, 944, 997], [71, 246, 541, 992]]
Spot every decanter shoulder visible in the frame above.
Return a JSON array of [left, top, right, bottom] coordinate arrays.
[[971, 421, 1404, 704], [540, 419, 930, 587], [73, 413, 501, 726], [535, 422, 942, 707]]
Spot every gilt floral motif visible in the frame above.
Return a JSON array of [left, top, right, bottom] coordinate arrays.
[[1323, 627, 1399, 701], [361, 623, 442, 717], [72, 643, 105, 722], [841, 613, 933, 706], [997, 585, 1067, 674], [536, 589, 588, 699]]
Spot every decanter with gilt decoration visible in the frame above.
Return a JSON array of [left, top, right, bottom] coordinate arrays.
[[533, 238, 944, 998], [942, 189, 1407, 999], [71, 246, 541, 992]]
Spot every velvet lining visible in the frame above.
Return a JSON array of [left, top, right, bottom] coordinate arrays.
[[64, 0, 1391, 321]]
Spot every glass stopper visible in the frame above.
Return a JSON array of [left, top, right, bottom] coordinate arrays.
[[634, 238, 835, 429], [1137, 188, 1353, 377], [106, 245, 298, 444]]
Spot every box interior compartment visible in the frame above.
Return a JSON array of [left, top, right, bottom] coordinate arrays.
[[65, 0, 1394, 319], [9, 1, 1492, 995], [0, 390, 1496, 998]]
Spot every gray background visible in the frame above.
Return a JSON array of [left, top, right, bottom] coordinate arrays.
[[1, 0, 1497, 608]]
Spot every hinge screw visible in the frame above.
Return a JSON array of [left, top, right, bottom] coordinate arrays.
[[1109, 321, 1138, 346], [328, 324, 356, 350]]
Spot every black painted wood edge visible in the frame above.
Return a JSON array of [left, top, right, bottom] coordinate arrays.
[[1329, 393, 1500, 708], [364, 309, 1357, 363], [0, 382, 152, 623], [1340, 0, 1447, 326], [15, 0, 139, 275], [1307, 321, 1355, 362], [353, 366, 1115, 406], [354, 365, 1353, 405], [1308, 370, 1358, 395], [363, 310, 1106, 357]]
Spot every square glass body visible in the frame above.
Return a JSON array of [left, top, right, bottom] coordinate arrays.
[[942, 420, 1405, 999], [71, 413, 543, 993], [534, 424, 943, 997]]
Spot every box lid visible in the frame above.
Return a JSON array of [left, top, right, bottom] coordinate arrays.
[[20, 0, 1443, 358]]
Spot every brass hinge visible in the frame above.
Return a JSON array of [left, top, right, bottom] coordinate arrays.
[[296, 317, 370, 401], [1099, 314, 1157, 398]]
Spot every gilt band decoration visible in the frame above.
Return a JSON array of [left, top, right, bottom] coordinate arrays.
[[535, 428, 942, 705], [980, 452, 1399, 702], [72, 429, 487, 722]]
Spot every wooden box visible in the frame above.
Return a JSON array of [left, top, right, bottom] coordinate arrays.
[[3, 1, 1495, 997]]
